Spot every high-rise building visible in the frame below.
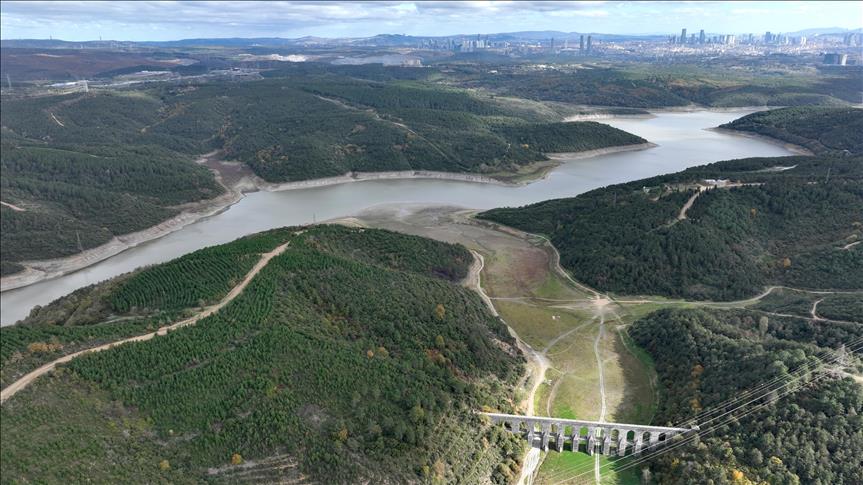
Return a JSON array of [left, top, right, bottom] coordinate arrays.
[[823, 53, 848, 65], [580, 34, 585, 52], [764, 31, 773, 44], [681, 28, 687, 44], [586, 35, 592, 54], [699, 29, 705, 44]]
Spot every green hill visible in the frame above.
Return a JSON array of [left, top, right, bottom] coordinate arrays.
[[630, 307, 863, 484], [479, 155, 863, 300], [720, 107, 863, 156], [0, 225, 525, 483], [1, 75, 646, 273]]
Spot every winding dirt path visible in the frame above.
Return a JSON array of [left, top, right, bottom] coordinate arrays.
[[0, 241, 291, 404], [677, 187, 704, 221], [49, 113, 65, 127], [811, 299, 824, 321], [0, 201, 26, 212]]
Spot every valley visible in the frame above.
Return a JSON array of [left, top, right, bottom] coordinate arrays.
[[2, 17, 862, 484]]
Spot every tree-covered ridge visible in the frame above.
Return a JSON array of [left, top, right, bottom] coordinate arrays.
[[479, 156, 863, 300], [630, 308, 863, 484], [453, 63, 862, 108], [720, 107, 863, 156], [108, 228, 299, 314], [216, 77, 645, 181], [1, 225, 525, 483], [0, 90, 226, 273], [1, 75, 646, 272]]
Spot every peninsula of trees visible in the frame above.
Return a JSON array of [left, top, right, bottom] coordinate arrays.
[[479, 155, 863, 300], [0, 70, 646, 275], [720, 106, 863, 156]]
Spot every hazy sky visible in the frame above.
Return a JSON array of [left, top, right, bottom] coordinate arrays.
[[1, 1, 861, 41]]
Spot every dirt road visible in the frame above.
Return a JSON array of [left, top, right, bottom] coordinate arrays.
[[0, 241, 291, 404]]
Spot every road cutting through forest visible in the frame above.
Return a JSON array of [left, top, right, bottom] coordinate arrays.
[[0, 240, 291, 404]]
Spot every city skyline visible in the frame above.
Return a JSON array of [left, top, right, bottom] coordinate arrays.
[[2, 1, 862, 42]]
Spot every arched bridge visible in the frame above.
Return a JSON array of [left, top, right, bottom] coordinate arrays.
[[483, 413, 694, 456]]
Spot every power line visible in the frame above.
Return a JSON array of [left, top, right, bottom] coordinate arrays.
[[546, 342, 861, 484], [539, 340, 862, 483]]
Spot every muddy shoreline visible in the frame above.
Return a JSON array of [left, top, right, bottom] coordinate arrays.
[[707, 127, 814, 155], [2, 139, 665, 292]]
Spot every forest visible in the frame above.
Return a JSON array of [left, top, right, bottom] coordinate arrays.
[[721, 106, 863, 156], [629, 307, 862, 484], [213, 77, 645, 181], [0, 90, 225, 273], [1, 225, 526, 484], [479, 155, 863, 300], [453, 62, 862, 108], [0, 73, 645, 273]]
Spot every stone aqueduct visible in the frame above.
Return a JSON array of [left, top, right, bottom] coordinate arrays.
[[483, 413, 694, 456]]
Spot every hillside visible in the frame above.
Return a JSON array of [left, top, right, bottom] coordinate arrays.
[[630, 307, 863, 484], [456, 63, 863, 108], [0, 73, 646, 274], [479, 155, 863, 300], [720, 106, 863, 156], [0, 225, 526, 483], [0, 90, 227, 275]]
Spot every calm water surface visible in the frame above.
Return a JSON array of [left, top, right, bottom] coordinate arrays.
[[0, 110, 796, 324]]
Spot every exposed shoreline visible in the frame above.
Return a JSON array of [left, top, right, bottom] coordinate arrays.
[[547, 142, 657, 162], [707, 127, 814, 155], [2, 142, 654, 292], [0, 188, 243, 292]]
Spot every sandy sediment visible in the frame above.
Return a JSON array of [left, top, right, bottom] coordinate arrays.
[[0, 188, 243, 292], [707, 127, 814, 155], [546, 142, 657, 162], [564, 113, 655, 121]]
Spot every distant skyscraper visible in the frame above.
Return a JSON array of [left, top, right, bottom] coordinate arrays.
[[586, 35, 592, 54], [681, 28, 687, 44], [699, 29, 705, 44], [764, 31, 773, 44], [580, 34, 585, 52]]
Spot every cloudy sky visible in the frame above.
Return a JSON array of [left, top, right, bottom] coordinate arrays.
[[1, 1, 861, 41]]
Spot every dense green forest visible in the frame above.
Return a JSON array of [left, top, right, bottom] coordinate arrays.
[[1, 225, 526, 484], [479, 155, 863, 300], [721, 107, 863, 156], [214, 77, 644, 181], [453, 63, 862, 108], [1, 74, 645, 272], [0, 90, 226, 273], [630, 307, 863, 484]]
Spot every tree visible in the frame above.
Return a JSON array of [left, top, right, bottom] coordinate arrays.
[[435, 304, 446, 320]]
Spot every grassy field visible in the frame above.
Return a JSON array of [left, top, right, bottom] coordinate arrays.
[[350, 206, 660, 484], [536, 452, 641, 484]]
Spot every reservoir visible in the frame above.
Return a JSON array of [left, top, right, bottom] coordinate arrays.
[[0, 110, 797, 325]]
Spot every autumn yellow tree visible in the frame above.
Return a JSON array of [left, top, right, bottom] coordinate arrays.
[[435, 303, 446, 320]]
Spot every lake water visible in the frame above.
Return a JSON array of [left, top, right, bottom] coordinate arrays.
[[0, 110, 797, 325]]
